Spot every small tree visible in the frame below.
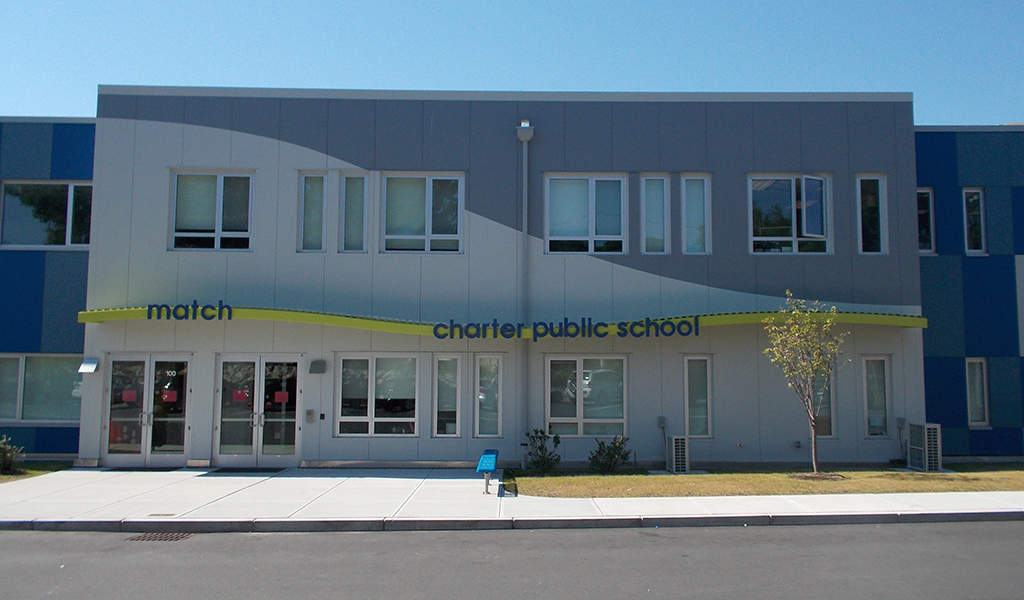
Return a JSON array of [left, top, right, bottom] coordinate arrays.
[[763, 291, 848, 474]]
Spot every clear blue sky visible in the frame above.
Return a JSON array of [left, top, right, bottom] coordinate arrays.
[[1, 0, 1021, 125]]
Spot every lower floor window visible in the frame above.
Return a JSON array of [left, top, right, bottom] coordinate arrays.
[[476, 356, 501, 437], [547, 356, 625, 436], [339, 356, 417, 435], [0, 355, 82, 421], [864, 357, 889, 436], [685, 356, 711, 437], [966, 358, 989, 427]]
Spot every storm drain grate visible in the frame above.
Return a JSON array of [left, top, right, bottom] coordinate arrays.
[[125, 532, 194, 542]]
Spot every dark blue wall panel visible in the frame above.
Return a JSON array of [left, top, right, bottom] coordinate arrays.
[[915, 132, 958, 187], [962, 256, 1018, 356], [0, 426, 78, 454], [40, 252, 88, 353], [957, 132, 1012, 187], [989, 356, 1023, 428], [985, 187, 1014, 255], [941, 426, 969, 456], [1013, 187, 1024, 255], [0, 122, 52, 179], [920, 256, 965, 356], [50, 124, 95, 180], [924, 356, 967, 426], [0, 251, 45, 352], [969, 428, 1023, 456], [932, 185, 964, 256]]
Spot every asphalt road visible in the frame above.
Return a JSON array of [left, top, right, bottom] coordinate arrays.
[[2, 522, 1022, 599]]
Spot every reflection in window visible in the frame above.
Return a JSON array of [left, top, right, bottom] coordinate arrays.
[[383, 176, 461, 252], [547, 176, 626, 253], [966, 358, 989, 427], [858, 176, 886, 254], [683, 176, 710, 254], [865, 358, 888, 436], [301, 175, 324, 251], [338, 356, 417, 435], [342, 176, 366, 252], [173, 173, 251, 250], [1, 182, 91, 246], [547, 357, 625, 436], [751, 175, 828, 253], [642, 177, 667, 254], [686, 357, 710, 437], [964, 188, 985, 253], [476, 356, 500, 437], [918, 189, 934, 253], [22, 357, 82, 421], [435, 357, 459, 436]]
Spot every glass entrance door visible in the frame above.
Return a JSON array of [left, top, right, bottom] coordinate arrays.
[[214, 356, 300, 468], [105, 356, 190, 468]]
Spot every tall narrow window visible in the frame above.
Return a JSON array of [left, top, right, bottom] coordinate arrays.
[[966, 358, 989, 427], [0, 357, 20, 419], [547, 176, 626, 253], [864, 358, 888, 436], [434, 356, 459, 436], [685, 356, 710, 437], [383, 175, 462, 252], [475, 356, 501, 437], [918, 188, 935, 253], [813, 374, 833, 437], [683, 176, 710, 254], [342, 175, 366, 252], [1, 182, 92, 246], [964, 188, 985, 253], [857, 176, 887, 254], [642, 177, 668, 254], [300, 175, 324, 251], [173, 173, 251, 250]]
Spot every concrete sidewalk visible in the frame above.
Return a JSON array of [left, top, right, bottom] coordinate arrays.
[[2, 468, 1023, 533]]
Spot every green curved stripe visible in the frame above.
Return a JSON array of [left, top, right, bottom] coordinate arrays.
[[78, 307, 926, 335]]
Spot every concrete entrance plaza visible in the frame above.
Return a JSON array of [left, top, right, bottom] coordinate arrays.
[[1, 468, 1023, 533]]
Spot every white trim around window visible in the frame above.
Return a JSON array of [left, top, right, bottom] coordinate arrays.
[[433, 355, 460, 437], [917, 187, 935, 254], [545, 174, 627, 254], [340, 174, 369, 253], [749, 173, 831, 254], [546, 356, 626, 436], [1, 180, 92, 248], [682, 174, 711, 254], [475, 355, 502, 438], [856, 174, 888, 254], [0, 354, 83, 422], [963, 187, 986, 254], [966, 358, 990, 428], [382, 173, 463, 253], [299, 173, 326, 252], [641, 175, 669, 254], [336, 355, 418, 436], [171, 171, 253, 251], [863, 356, 890, 437], [683, 355, 711, 437]]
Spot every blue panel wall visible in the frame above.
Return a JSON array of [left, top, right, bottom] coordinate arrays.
[[920, 256, 965, 356], [1013, 187, 1024, 255], [0, 122, 52, 179], [0, 426, 79, 454], [40, 252, 88, 353], [0, 251, 45, 352], [989, 356, 1023, 428], [924, 356, 967, 426], [970, 428, 1024, 456], [962, 255, 1018, 356], [50, 124, 95, 180], [915, 132, 958, 187]]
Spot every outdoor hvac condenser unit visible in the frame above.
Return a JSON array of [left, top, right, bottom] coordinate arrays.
[[666, 436, 690, 473], [908, 423, 942, 472]]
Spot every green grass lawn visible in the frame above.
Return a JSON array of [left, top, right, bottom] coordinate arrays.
[[505, 463, 1024, 498], [0, 461, 74, 484]]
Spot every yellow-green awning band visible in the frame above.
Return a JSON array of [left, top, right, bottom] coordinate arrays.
[[79, 306, 926, 336]]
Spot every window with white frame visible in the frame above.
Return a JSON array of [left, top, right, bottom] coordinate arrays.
[[300, 174, 325, 252], [338, 356, 417, 435], [383, 175, 462, 252], [173, 173, 251, 250], [864, 357, 889, 437], [813, 373, 834, 438], [682, 175, 710, 254], [0, 355, 82, 421], [434, 356, 459, 436], [966, 358, 989, 427], [341, 175, 367, 252], [546, 175, 626, 253], [475, 355, 501, 437], [918, 188, 935, 253], [857, 175, 887, 254], [750, 175, 829, 253], [642, 176, 668, 254], [964, 188, 985, 253], [547, 356, 625, 436], [1, 181, 91, 247], [684, 356, 710, 437]]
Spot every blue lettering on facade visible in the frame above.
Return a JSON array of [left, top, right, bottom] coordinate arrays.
[[433, 315, 699, 340], [148, 300, 232, 321]]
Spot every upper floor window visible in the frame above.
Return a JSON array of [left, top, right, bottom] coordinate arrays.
[[917, 188, 935, 253], [341, 175, 367, 252], [750, 175, 829, 254], [682, 175, 711, 254], [857, 175, 888, 254], [173, 173, 251, 250], [383, 175, 462, 252], [641, 176, 668, 254], [300, 174, 325, 252], [1, 181, 91, 247], [546, 175, 626, 254], [963, 188, 985, 254]]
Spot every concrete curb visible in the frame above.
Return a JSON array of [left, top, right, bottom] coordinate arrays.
[[2, 510, 1023, 533]]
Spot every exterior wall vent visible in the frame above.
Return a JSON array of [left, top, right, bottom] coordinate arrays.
[[666, 436, 690, 473], [908, 423, 942, 472]]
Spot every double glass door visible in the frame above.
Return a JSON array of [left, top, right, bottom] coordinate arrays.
[[214, 355, 301, 468], [105, 355, 191, 468]]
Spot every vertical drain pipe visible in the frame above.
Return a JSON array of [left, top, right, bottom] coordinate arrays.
[[516, 119, 534, 467]]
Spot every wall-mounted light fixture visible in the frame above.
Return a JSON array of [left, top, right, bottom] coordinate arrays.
[[78, 358, 100, 373], [309, 359, 327, 374]]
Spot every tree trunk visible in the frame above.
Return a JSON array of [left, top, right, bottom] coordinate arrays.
[[811, 430, 820, 474]]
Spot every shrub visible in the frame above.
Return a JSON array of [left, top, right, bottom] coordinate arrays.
[[588, 435, 632, 474], [0, 435, 24, 475], [526, 429, 561, 472]]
